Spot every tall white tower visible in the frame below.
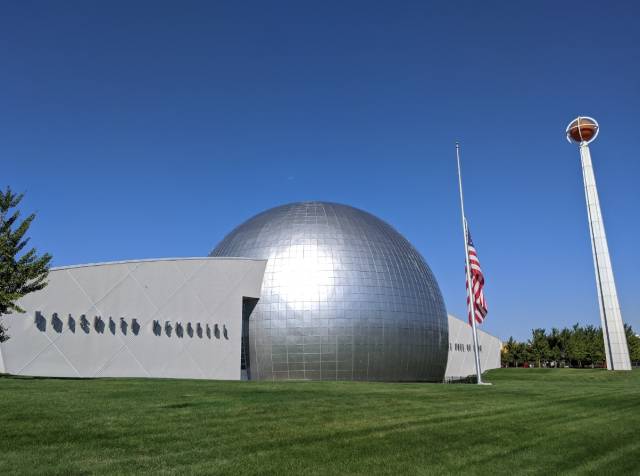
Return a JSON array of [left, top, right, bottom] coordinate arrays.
[[566, 116, 631, 370]]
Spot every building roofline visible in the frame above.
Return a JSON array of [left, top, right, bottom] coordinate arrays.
[[51, 257, 267, 271], [447, 313, 502, 343]]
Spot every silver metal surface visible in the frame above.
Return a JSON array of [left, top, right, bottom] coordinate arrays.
[[211, 201, 448, 381]]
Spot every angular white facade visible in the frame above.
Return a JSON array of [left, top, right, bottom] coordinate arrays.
[[445, 314, 502, 380], [0, 258, 266, 380]]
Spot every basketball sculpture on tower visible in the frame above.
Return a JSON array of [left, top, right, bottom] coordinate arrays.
[[566, 116, 631, 370]]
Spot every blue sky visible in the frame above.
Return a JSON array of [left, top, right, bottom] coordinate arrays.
[[2, 1, 639, 340]]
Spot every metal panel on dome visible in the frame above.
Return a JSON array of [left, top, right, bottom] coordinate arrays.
[[211, 201, 449, 382]]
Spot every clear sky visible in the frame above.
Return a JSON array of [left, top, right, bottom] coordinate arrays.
[[2, 1, 639, 341]]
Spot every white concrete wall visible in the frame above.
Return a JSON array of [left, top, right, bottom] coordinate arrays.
[[445, 314, 502, 380], [0, 258, 266, 380]]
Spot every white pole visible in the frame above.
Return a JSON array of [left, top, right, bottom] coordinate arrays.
[[565, 117, 632, 371], [456, 143, 484, 384], [578, 142, 631, 370]]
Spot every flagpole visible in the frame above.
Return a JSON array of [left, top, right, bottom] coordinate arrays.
[[456, 142, 484, 385]]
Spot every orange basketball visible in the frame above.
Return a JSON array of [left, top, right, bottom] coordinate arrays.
[[568, 117, 598, 143]]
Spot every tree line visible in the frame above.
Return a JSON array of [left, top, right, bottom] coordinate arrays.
[[502, 324, 640, 368]]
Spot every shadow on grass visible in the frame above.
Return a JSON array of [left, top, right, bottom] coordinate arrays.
[[0, 373, 89, 381]]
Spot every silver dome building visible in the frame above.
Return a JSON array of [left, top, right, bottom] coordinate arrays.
[[211, 201, 448, 382]]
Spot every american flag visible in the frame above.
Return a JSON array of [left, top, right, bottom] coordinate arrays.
[[465, 223, 488, 325]]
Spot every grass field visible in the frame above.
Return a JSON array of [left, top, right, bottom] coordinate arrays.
[[1, 369, 639, 475]]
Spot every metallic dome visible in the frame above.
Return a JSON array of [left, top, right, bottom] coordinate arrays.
[[211, 201, 448, 381]]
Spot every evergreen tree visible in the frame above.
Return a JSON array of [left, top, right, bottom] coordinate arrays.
[[0, 188, 52, 342]]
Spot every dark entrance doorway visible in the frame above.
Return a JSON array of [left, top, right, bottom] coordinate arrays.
[[241, 297, 259, 380]]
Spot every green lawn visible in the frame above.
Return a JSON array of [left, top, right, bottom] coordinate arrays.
[[1, 369, 639, 475]]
